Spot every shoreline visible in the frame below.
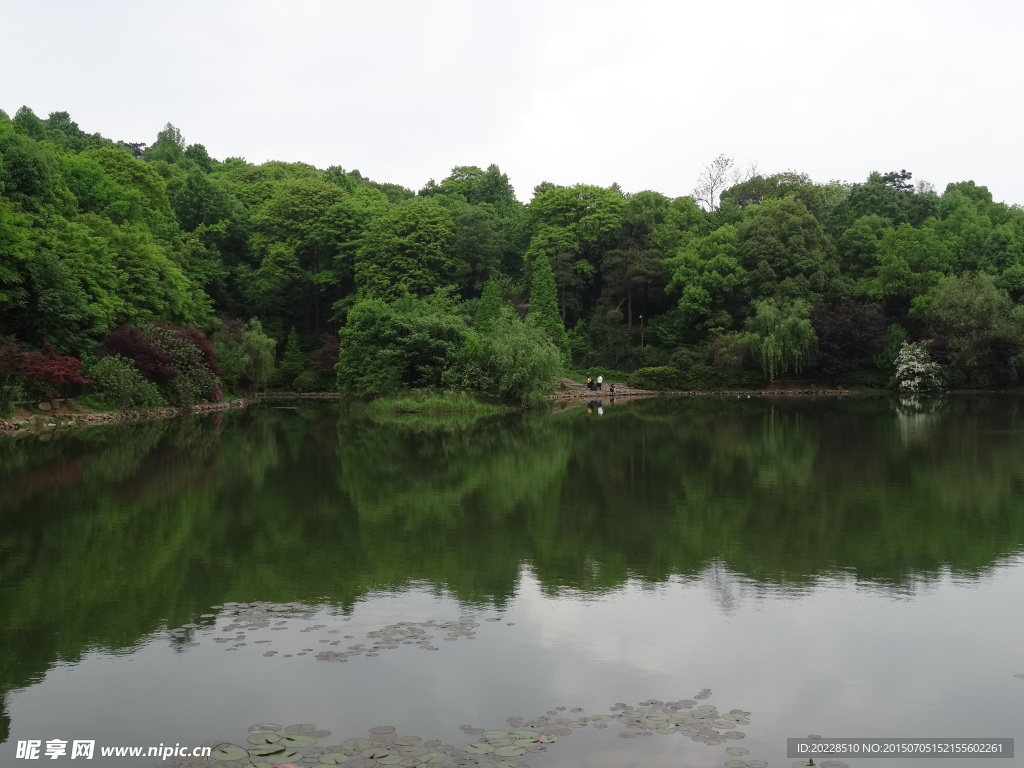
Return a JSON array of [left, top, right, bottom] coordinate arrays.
[[4, 387, 1015, 436], [0, 392, 347, 436]]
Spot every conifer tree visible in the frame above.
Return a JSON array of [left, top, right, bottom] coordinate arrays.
[[475, 279, 502, 334], [527, 256, 569, 368], [278, 327, 305, 387]]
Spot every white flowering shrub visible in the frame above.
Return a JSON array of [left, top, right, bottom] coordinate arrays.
[[893, 341, 944, 394]]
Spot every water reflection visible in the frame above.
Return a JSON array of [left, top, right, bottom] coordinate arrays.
[[1, 396, 1023, 760]]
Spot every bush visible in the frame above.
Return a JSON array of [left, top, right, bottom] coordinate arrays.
[[893, 341, 944, 394], [104, 323, 220, 405], [684, 363, 762, 390], [292, 370, 325, 393], [89, 355, 166, 409], [627, 366, 681, 390], [834, 368, 890, 390]]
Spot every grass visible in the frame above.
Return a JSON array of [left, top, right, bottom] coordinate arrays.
[[364, 389, 507, 416]]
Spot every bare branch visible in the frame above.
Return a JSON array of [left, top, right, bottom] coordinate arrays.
[[692, 154, 735, 211]]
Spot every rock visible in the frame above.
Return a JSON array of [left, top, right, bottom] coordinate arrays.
[[37, 402, 52, 411]]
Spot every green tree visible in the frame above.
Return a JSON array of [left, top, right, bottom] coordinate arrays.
[[919, 272, 1024, 386], [475, 279, 503, 334], [355, 199, 456, 299], [667, 224, 747, 333], [277, 327, 305, 387], [859, 224, 953, 316], [737, 197, 837, 303], [744, 298, 818, 381], [527, 255, 569, 366]]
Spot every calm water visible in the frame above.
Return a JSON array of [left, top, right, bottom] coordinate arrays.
[[1, 396, 1022, 768]]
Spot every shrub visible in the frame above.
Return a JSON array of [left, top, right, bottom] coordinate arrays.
[[627, 366, 681, 390], [104, 323, 220, 405], [893, 341, 944, 394], [292, 370, 325, 393], [89, 355, 166, 409]]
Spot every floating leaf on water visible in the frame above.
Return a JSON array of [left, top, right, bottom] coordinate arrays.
[[249, 745, 286, 757], [495, 746, 527, 757], [318, 754, 347, 765], [723, 731, 746, 739], [420, 753, 446, 764], [348, 760, 376, 768], [465, 743, 495, 754], [248, 734, 282, 745], [279, 734, 316, 748], [266, 751, 302, 765], [726, 747, 750, 756], [392, 736, 421, 746], [211, 746, 249, 761], [725, 761, 748, 768], [369, 726, 396, 735], [361, 747, 390, 758], [747, 762, 768, 768], [340, 739, 373, 750], [482, 731, 508, 740]]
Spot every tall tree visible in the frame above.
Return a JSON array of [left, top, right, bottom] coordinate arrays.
[[527, 255, 568, 366]]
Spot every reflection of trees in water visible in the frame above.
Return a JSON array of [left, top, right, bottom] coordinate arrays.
[[2, 399, 1024, 738], [894, 395, 945, 446]]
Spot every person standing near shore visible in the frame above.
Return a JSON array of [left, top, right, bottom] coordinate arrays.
[[596, 374, 603, 391]]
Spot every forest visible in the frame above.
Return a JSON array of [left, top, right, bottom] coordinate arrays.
[[2, 106, 1024, 413]]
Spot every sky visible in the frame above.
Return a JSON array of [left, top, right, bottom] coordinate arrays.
[[5, 0, 1023, 205]]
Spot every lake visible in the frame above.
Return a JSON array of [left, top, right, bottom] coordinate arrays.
[[1, 395, 1022, 768]]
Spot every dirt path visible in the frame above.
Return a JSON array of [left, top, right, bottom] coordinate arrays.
[[551, 377, 655, 400]]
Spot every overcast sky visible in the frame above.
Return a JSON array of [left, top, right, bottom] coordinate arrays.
[[6, 0, 1023, 205]]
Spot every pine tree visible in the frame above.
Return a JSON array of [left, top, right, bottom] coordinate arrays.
[[278, 328, 305, 388], [475, 279, 502, 334], [527, 256, 569, 368]]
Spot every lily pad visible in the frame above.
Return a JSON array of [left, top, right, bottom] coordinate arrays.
[[341, 738, 374, 750], [248, 745, 286, 757], [465, 743, 495, 754], [279, 735, 316, 748], [495, 746, 527, 757], [248, 734, 282, 746], [318, 755, 347, 765], [369, 726, 396, 735], [726, 747, 750, 756], [212, 746, 250, 761], [266, 750, 302, 765], [283, 723, 316, 735], [726, 761, 748, 768], [249, 724, 284, 733]]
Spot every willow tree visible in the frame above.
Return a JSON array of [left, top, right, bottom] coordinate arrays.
[[744, 299, 817, 381]]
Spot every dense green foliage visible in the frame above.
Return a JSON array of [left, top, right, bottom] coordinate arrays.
[[88, 355, 166, 409], [626, 366, 681, 390], [3, 105, 1024, 396]]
